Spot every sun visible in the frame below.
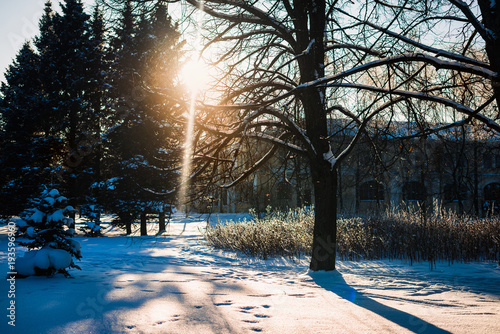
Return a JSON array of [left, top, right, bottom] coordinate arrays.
[[180, 58, 209, 94]]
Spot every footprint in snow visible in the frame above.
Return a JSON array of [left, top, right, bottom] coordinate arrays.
[[194, 305, 203, 309], [243, 320, 259, 324], [240, 306, 257, 310], [214, 300, 233, 306]]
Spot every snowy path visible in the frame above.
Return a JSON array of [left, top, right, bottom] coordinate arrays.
[[1, 213, 499, 333]]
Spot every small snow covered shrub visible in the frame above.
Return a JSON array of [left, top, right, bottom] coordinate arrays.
[[15, 188, 82, 277], [79, 200, 103, 237]]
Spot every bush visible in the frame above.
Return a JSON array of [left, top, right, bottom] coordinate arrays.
[[202, 208, 313, 259], [15, 188, 82, 277], [203, 207, 500, 266]]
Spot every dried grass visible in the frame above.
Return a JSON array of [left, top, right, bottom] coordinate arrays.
[[202, 207, 500, 266]]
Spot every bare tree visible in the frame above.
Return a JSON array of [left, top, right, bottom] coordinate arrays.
[[100, 0, 499, 271]]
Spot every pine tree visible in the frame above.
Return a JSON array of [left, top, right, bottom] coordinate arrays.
[[101, 3, 183, 234], [0, 42, 64, 216], [16, 188, 81, 277], [34, 1, 59, 136], [87, 5, 108, 183], [79, 196, 103, 237], [51, 0, 96, 206], [1, 1, 104, 216]]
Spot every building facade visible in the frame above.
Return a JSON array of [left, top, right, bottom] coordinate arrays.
[[199, 123, 500, 216]]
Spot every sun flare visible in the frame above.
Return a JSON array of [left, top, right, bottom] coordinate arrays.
[[181, 59, 209, 94]]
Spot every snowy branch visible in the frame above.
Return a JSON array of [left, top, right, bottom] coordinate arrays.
[[327, 82, 500, 133], [334, 6, 491, 69]]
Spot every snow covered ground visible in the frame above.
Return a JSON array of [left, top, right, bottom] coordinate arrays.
[[1, 212, 499, 333]]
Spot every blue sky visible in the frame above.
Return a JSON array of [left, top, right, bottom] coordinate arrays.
[[1, 0, 95, 77]]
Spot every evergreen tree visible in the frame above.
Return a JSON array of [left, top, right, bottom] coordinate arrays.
[[0, 42, 64, 216], [16, 188, 81, 277], [51, 0, 96, 205], [79, 197, 103, 237], [1, 1, 105, 216], [101, 2, 183, 234], [34, 1, 60, 137], [87, 5, 108, 183]]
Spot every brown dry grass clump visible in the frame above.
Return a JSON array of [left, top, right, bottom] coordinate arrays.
[[203, 207, 500, 265]]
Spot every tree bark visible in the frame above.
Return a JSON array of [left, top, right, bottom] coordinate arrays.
[[292, 0, 337, 270], [140, 212, 147, 236], [477, 0, 500, 107], [310, 164, 338, 271], [158, 211, 166, 234]]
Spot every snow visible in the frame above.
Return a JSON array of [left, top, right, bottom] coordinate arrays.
[[28, 209, 45, 223], [14, 246, 73, 276], [26, 227, 35, 238], [47, 209, 65, 222], [1, 213, 499, 333], [323, 146, 337, 169], [43, 197, 55, 206], [47, 189, 60, 197], [56, 196, 68, 203]]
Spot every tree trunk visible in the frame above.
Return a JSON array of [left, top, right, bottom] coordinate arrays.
[[477, 0, 500, 107], [158, 212, 166, 234], [292, 0, 334, 270], [473, 142, 479, 216], [309, 164, 338, 271], [126, 221, 132, 235], [140, 212, 147, 236]]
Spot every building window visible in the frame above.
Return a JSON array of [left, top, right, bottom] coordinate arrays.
[[444, 183, 468, 201], [220, 189, 228, 206], [484, 153, 493, 168], [484, 183, 500, 201], [403, 181, 425, 201], [277, 182, 292, 200], [483, 182, 500, 215], [359, 181, 385, 201], [412, 153, 423, 166], [298, 189, 312, 207]]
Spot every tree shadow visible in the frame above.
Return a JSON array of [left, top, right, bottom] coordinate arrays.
[[310, 271, 452, 334], [3, 233, 247, 334]]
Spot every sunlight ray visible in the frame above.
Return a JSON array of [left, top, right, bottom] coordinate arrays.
[[178, 0, 205, 213]]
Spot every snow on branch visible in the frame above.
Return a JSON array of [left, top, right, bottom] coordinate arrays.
[[448, 0, 491, 42], [328, 82, 500, 133], [185, 0, 296, 48], [246, 132, 306, 154], [334, 98, 405, 165], [220, 81, 295, 105], [221, 144, 280, 188], [201, 52, 497, 113], [260, 105, 317, 155], [313, 53, 496, 87], [373, 0, 424, 12], [334, 6, 491, 69], [324, 42, 383, 57], [216, 29, 285, 42]]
